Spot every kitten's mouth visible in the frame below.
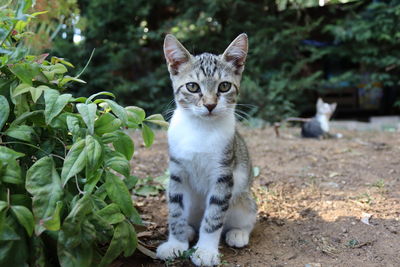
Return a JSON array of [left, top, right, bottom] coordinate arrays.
[[204, 112, 218, 117], [199, 112, 217, 119]]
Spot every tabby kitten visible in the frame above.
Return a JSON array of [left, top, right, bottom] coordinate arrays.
[[301, 98, 339, 138], [156, 34, 257, 266]]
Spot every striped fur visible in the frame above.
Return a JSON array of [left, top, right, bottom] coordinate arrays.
[[157, 34, 257, 267]]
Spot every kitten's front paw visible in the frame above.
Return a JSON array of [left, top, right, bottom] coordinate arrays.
[[225, 229, 249, 247], [190, 247, 220, 266], [156, 240, 188, 260]]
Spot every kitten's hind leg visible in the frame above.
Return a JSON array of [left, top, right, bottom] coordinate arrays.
[[224, 193, 257, 248], [187, 224, 196, 242]]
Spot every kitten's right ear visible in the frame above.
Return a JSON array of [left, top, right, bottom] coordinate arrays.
[[330, 102, 337, 113], [164, 34, 191, 75]]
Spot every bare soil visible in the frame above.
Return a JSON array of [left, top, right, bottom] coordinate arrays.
[[123, 127, 400, 267]]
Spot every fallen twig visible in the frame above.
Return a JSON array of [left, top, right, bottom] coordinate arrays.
[[274, 117, 311, 138]]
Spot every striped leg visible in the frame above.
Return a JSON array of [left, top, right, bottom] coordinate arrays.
[[191, 174, 233, 266], [157, 165, 191, 260]]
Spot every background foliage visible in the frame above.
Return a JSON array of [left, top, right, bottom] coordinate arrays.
[[47, 0, 400, 122]]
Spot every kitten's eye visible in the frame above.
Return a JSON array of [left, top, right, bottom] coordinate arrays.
[[218, 82, 232, 93], [186, 82, 200, 93]]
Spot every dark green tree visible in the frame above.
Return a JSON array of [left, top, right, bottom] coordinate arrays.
[[51, 0, 400, 122]]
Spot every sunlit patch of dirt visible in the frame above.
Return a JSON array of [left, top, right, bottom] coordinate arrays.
[[122, 127, 400, 267]]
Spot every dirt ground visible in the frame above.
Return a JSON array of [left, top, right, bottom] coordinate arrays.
[[123, 126, 400, 267]]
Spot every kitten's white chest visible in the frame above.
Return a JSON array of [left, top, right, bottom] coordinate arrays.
[[168, 109, 234, 158], [316, 115, 329, 132], [168, 108, 235, 193]]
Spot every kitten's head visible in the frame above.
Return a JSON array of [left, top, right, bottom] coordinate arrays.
[[316, 98, 337, 118], [163, 33, 248, 119]]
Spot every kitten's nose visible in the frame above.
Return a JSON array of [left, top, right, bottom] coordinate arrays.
[[204, 103, 217, 112]]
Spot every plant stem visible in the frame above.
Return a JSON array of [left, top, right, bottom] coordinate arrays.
[[1, 141, 65, 161], [6, 188, 10, 206], [0, 22, 16, 47], [52, 135, 67, 157], [75, 175, 84, 195]]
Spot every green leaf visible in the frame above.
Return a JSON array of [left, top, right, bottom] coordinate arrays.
[[105, 172, 134, 217], [57, 196, 94, 267], [103, 99, 128, 125], [57, 234, 94, 267], [15, 20, 28, 33], [101, 132, 120, 143], [0, 96, 10, 130], [76, 103, 97, 135], [86, 91, 115, 104], [94, 112, 122, 135], [94, 184, 108, 200], [42, 201, 62, 231], [0, 201, 7, 213], [105, 154, 131, 178], [0, 221, 20, 241], [99, 221, 137, 267], [26, 157, 63, 235], [0, 146, 24, 162], [59, 196, 93, 248], [11, 83, 32, 98], [84, 169, 103, 194], [2, 160, 22, 184], [85, 135, 103, 171], [10, 63, 41, 86], [31, 235, 46, 267], [5, 125, 35, 142], [44, 89, 72, 124], [96, 204, 125, 225], [125, 106, 146, 124], [9, 110, 43, 128], [71, 96, 87, 103], [0, 221, 29, 266], [43, 64, 68, 80], [10, 194, 31, 207], [124, 175, 138, 190], [13, 94, 30, 117], [129, 207, 143, 225], [141, 123, 154, 147], [66, 115, 81, 139], [61, 139, 86, 186], [50, 63, 68, 74], [135, 185, 159, 196], [11, 205, 34, 236], [30, 85, 48, 103], [59, 76, 86, 87], [51, 56, 74, 67], [112, 131, 134, 160], [145, 114, 169, 128]]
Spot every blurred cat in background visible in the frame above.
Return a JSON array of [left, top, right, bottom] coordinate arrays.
[[301, 98, 342, 139]]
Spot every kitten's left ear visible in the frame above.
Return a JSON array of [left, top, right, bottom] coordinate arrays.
[[222, 33, 248, 74]]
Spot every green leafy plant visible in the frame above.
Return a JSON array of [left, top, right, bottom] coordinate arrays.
[[165, 247, 197, 267], [134, 171, 169, 197], [0, 1, 167, 266]]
